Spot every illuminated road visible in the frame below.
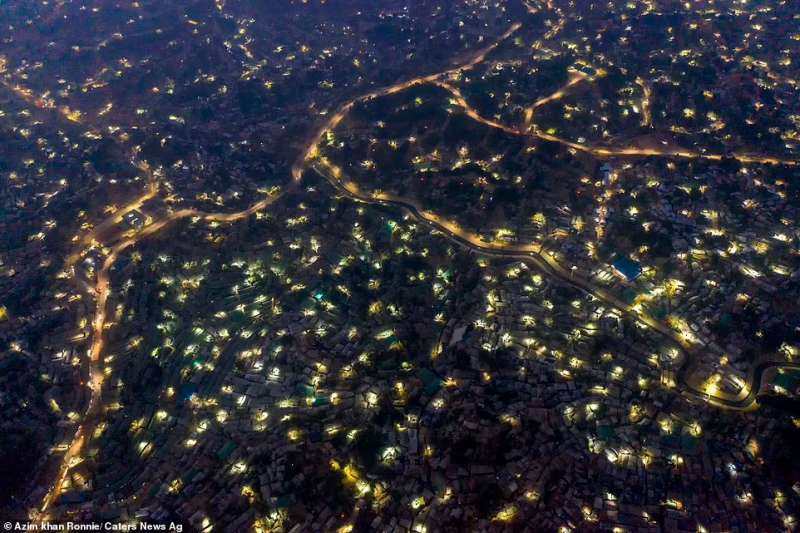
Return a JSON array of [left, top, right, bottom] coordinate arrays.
[[430, 81, 800, 167], [291, 22, 524, 181], [524, 73, 589, 128], [38, 19, 527, 515], [311, 158, 800, 412], [0, 73, 165, 271], [24, 4, 800, 515], [40, 187, 288, 513], [296, 27, 800, 406], [289, 2, 798, 170], [290, 42, 799, 376], [66, 172, 159, 268]]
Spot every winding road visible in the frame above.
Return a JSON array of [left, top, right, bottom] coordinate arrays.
[[11, 3, 798, 515], [309, 158, 800, 412], [38, 184, 291, 513]]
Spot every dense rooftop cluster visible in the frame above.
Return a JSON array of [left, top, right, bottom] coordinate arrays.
[[2, 0, 800, 531]]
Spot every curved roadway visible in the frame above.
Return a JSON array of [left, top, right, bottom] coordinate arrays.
[[310, 159, 800, 412], [26, 4, 800, 515]]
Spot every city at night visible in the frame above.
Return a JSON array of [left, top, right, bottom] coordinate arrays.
[[1, 0, 800, 531]]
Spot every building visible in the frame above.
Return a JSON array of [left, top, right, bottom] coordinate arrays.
[[611, 256, 642, 282]]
